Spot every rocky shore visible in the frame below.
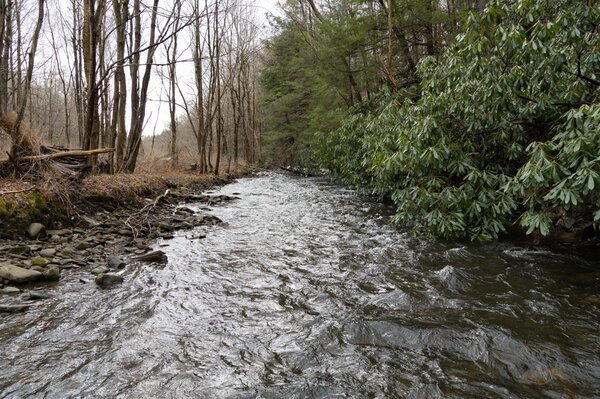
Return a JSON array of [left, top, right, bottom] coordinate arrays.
[[0, 175, 242, 313]]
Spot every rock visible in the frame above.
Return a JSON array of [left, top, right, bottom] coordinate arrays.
[[2, 245, 31, 255], [75, 241, 92, 251], [107, 255, 126, 270], [39, 248, 56, 258], [95, 273, 124, 287], [81, 216, 100, 227], [28, 291, 52, 300], [42, 266, 61, 281], [31, 266, 44, 272], [27, 223, 47, 239], [49, 235, 61, 243], [157, 223, 175, 231], [175, 207, 195, 216], [134, 250, 168, 264], [31, 256, 49, 267], [0, 265, 42, 283], [0, 304, 30, 313], [61, 246, 74, 256], [91, 266, 110, 275], [46, 229, 72, 236], [0, 286, 21, 294]]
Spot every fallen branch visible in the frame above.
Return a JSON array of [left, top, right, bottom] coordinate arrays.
[[0, 186, 35, 195], [124, 189, 171, 237]]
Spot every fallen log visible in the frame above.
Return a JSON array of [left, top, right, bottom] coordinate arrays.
[[15, 148, 114, 162]]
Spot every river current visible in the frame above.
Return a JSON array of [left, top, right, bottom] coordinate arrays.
[[1, 173, 599, 398]]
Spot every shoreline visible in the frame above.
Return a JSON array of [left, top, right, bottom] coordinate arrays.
[[0, 170, 252, 308]]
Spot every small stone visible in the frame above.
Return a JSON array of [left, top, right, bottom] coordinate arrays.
[[61, 246, 74, 256], [0, 265, 42, 283], [91, 266, 110, 275], [75, 241, 92, 251], [95, 273, 124, 287], [175, 207, 195, 216], [134, 250, 168, 264], [39, 248, 56, 258], [107, 255, 126, 270], [46, 229, 72, 236], [0, 286, 21, 294], [27, 223, 47, 239], [49, 235, 61, 243], [3, 245, 31, 255], [42, 266, 61, 281], [28, 291, 52, 300], [31, 256, 49, 267], [0, 304, 30, 313], [81, 216, 100, 227]]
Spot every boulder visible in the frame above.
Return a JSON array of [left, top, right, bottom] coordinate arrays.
[[95, 273, 124, 287], [27, 223, 46, 239], [42, 266, 61, 281], [0, 265, 42, 283]]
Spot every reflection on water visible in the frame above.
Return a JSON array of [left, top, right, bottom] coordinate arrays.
[[1, 173, 599, 398]]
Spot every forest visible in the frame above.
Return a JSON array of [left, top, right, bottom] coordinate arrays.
[[261, 0, 599, 240], [0, 0, 261, 175]]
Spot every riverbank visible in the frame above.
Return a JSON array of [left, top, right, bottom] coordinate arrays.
[[0, 169, 252, 308]]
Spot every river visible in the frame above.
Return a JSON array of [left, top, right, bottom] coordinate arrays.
[[1, 172, 599, 398]]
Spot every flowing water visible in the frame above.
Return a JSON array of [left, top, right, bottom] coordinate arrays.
[[1, 173, 600, 398]]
